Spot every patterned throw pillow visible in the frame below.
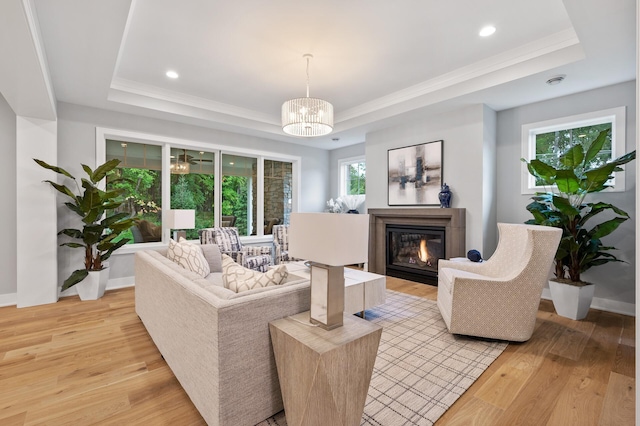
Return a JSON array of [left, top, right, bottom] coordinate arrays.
[[221, 254, 288, 293], [167, 238, 211, 278]]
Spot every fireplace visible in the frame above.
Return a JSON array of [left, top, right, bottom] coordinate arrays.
[[368, 208, 466, 285], [386, 225, 445, 284]]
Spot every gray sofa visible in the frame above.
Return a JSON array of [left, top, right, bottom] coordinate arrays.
[[135, 249, 310, 426]]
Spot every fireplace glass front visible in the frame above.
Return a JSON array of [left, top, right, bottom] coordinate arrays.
[[386, 224, 445, 285]]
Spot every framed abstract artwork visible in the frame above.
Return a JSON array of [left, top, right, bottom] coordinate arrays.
[[387, 140, 443, 206]]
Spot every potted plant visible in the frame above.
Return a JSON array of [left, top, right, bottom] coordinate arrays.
[[522, 129, 635, 319], [35, 158, 135, 300]]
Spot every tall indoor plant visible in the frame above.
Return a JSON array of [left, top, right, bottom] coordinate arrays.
[[522, 129, 635, 319], [35, 158, 135, 300]]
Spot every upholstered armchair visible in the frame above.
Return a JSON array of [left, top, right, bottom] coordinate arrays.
[[437, 223, 562, 342], [199, 227, 273, 272], [272, 224, 301, 265]]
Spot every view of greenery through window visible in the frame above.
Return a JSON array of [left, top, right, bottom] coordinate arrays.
[[534, 123, 612, 186], [106, 140, 291, 242], [169, 148, 215, 239], [222, 154, 254, 236], [106, 141, 163, 244], [346, 161, 366, 195]]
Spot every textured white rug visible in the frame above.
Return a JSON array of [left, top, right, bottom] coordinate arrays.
[[257, 290, 507, 426]]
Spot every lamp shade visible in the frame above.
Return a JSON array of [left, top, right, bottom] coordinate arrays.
[[282, 97, 334, 137], [167, 209, 195, 229], [289, 213, 369, 265]]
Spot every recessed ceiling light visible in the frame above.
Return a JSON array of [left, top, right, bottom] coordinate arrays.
[[546, 75, 566, 85], [479, 26, 496, 37], [229, 162, 234, 165], [166, 70, 179, 79]]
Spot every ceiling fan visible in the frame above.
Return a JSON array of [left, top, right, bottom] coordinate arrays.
[[172, 149, 214, 165]]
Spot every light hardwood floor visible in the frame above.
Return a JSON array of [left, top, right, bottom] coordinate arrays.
[[0, 278, 634, 425]]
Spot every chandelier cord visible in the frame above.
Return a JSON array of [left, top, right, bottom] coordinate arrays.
[[306, 56, 310, 98]]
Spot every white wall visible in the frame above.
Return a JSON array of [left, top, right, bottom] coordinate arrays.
[[496, 80, 636, 309], [482, 105, 498, 253], [365, 104, 496, 254], [55, 102, 330, 286], [0, 93, 17, 300]]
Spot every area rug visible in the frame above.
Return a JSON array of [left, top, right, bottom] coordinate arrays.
[[257, 290, 508, 426]]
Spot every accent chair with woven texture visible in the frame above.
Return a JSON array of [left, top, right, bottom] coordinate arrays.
[[272, 224, 301, 265], [200, 227, 273, 272], [437, 223, 562, 342]]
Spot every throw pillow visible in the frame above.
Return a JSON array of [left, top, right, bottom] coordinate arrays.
[[200, 243, 223, 272], [221, 254, 288, 293], [167, 238, 211, 278]]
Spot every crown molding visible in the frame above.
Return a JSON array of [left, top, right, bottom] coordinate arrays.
[[336, 28, 582, 123], [109, 77, 280, 126]]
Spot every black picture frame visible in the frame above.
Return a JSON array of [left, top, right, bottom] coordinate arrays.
[[387, 140, 443, 206]]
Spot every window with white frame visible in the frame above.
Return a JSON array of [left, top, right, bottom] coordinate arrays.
[[339, 157, 366, 196], [98, 128, 299, 244], [521, 107, 626, 193]]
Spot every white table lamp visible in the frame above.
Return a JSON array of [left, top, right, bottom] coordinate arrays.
[[289, 212, 370, 330], [168, 209, 196, 241]]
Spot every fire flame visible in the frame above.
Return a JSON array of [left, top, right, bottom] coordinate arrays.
[[418, 239, 429, 263]]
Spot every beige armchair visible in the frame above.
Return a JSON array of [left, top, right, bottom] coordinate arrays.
[[437, 223, 561, 342]]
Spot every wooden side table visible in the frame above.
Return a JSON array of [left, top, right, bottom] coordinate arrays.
[[269, 312, 382, 426]]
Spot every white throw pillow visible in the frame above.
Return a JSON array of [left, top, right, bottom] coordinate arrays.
[[221, 254, 288, 293], [167, 238, 211, 278]]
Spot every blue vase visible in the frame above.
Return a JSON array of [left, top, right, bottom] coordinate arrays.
[[438, 183, 452, 208]]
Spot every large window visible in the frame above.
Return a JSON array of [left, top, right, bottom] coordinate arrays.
[[339, 157, 366, 196], [521, 107, 626, 193], [170, 148, 215, 240], [106, 140, 162, 244], [221, 154, 255, 236], [98, 128, 298, 245]]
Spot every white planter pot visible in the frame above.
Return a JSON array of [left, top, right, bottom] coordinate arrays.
[[548, 280, 595, 320], [76, 268, 109, 301]]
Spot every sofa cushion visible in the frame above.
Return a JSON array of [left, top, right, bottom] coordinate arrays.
[[200, 244, 223, 273], [167, 238, 211, 278], [221, 254, 288, 293], [202, 272, 224, 287]]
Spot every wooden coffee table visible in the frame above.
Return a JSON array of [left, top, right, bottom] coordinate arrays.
[[277, 261, 386, 317]]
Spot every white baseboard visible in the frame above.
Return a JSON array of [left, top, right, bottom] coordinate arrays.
[[58, 277, 136, 300], [541, 288, 635, 317], [0, 292, 17, 307], [106, 276, 135, 290]]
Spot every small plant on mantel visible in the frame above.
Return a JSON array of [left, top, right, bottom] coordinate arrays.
[[522, 129, 635, 286], [35, 158, 135, 290]]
